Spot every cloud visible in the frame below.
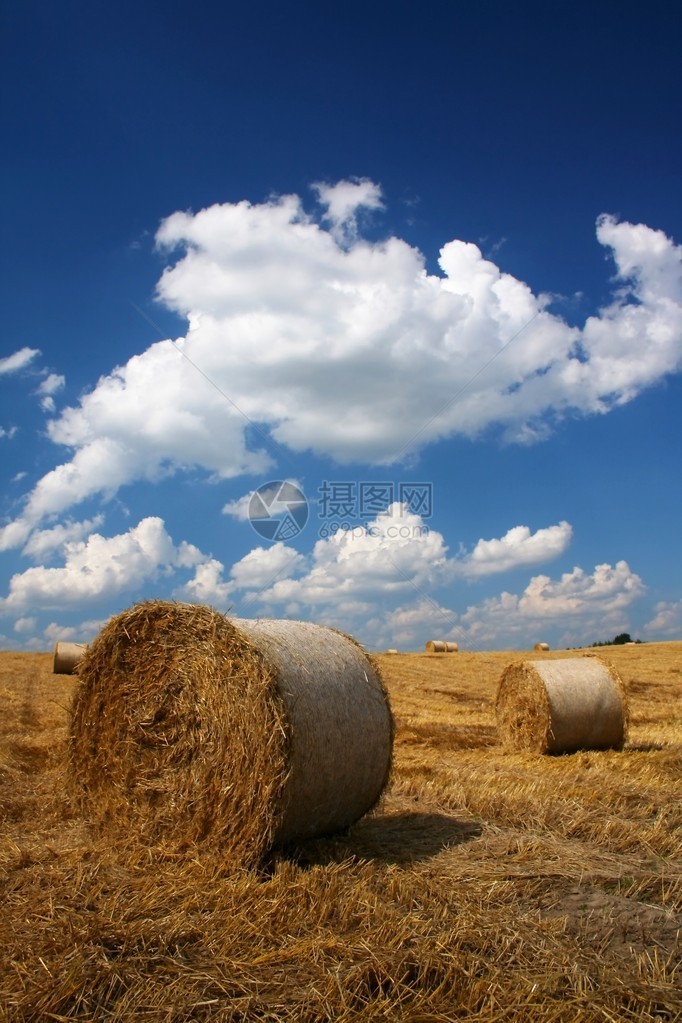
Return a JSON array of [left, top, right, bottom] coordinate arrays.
[[222, 479, 305, 521], [43, 619, 105, 644], [36, 373, 66, 413], [312, 177, 384, 244], [2, 184, 680, 547], [0, 517, 205, 612], [0, 426, 18, 440], [225, 505, 569, 624], [369, 597, 458, 649], [457, 521, 572, 577], [175, 558, 234, 607], [13, 616, 37, 634], [21, 516, 105, 560], [229, 543, 307, 594], [376, 560, 645, 650], [457, 560, 645, 647], [514, 560, 645, 617], [644, 599, 682, 638], [0, 347, 40, 375]]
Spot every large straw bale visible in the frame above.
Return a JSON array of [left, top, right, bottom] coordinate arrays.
[[444, 642, 459, 652], [495, 656, 628, 754], [69, 602, 393, 866], [425, 640, 447, 652], [53, 642, 88, 674], [534, 642, 550, 652]]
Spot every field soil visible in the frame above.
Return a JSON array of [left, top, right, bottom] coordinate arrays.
[[1, 643, 680, 1021]]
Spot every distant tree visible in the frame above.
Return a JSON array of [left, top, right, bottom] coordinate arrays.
[[590, 632, 638, 647]]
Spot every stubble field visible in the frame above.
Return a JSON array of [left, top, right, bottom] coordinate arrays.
[[1, 642, 680, 1022]]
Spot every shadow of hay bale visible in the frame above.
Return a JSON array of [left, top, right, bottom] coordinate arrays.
[[281, 811, 482, 868]]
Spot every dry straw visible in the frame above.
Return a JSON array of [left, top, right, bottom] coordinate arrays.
[[495, 656, 628, 754], [53, 642, 88, 675], [425, 640, 458, 653], [534, 642, 550, 652], [69, 601, 393, 866]]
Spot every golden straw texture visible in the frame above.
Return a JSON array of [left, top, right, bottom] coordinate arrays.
[[495, 656, 628, 754], [69, 602, 392, 866]]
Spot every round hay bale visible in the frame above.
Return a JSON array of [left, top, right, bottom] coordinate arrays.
[[69, 602, 393, 866], [386, 648, 398, 654], [444, 642, 459, 653], [495, 656, 628, 754], [534, 642, 550, 651], [425, 640, 447, 653], [53, 642, 88, 675]]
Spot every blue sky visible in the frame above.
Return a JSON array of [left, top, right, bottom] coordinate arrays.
[[1, 1, 681, 651]]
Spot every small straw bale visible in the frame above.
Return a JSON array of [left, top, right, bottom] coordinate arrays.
[[69, 601, 393, 867], [495, 656, 628, 754], [53, 641, 88, 674], [386, 648, 399, 654], [425, 640, 457, 652], [534, 642, 550, 651]]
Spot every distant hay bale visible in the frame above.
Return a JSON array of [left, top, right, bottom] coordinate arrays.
[[53, 642, 88, 675], [386, 648, 398, 654], [69, 602, 393, 867], [495, 657, 628, 754], [426, 640, 457, 653], [534, 642, 550, 652]]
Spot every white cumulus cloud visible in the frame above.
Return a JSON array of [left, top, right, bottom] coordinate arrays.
[[376, 559, 645, 650], [1, 183, 680, 550], [0, 347, 40, 375], [36, 372, 66, 413], [0, 517, 205, 612], [312, 177, 384, 243], [43, 619, 106, 644], [644, 599, 682, 638], [22, 516, 105, 560], [225, 505, 570, 624], [13, 616, 37, 634], [458, 521, 572, 578]]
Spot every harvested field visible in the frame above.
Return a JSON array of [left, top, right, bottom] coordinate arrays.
[[1, 641, 681, 1021]]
